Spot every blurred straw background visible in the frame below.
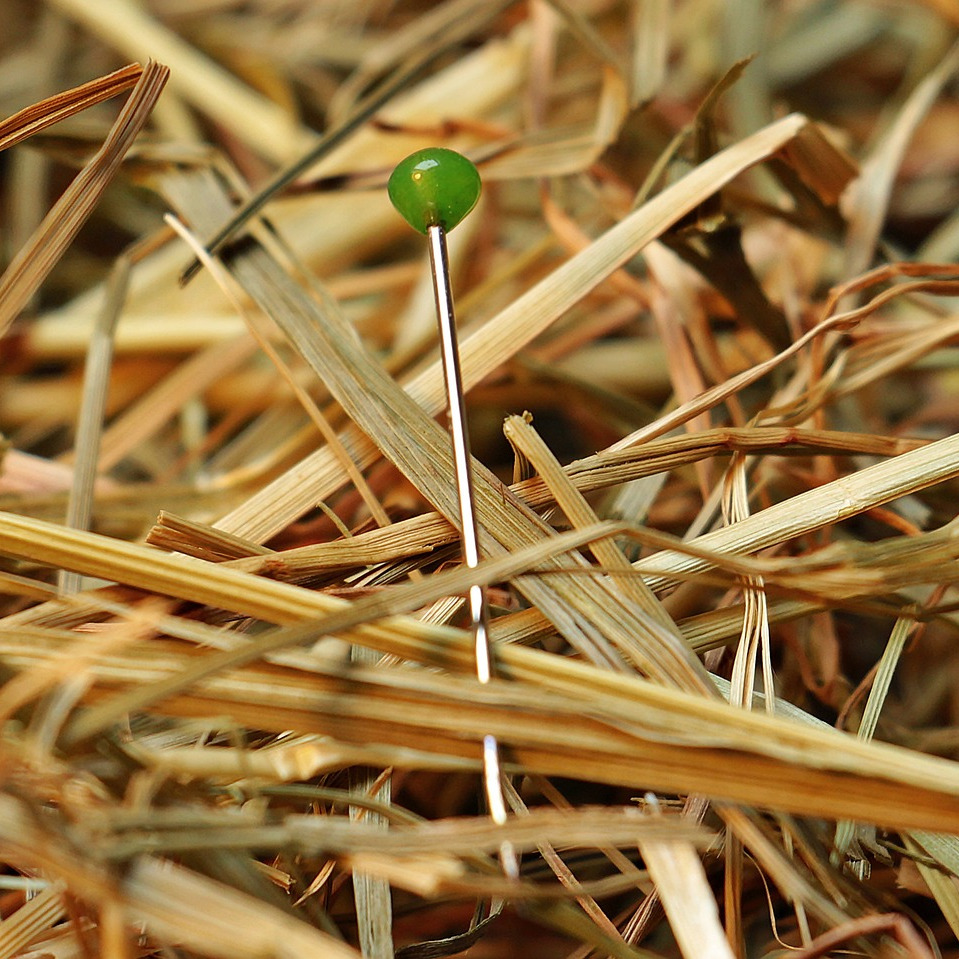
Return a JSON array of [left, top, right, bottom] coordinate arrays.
[[3, 0, 959, 956]]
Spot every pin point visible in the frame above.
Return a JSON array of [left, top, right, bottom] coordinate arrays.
[[389, 148, 518, 880]]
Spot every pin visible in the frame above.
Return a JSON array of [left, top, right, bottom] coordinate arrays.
[[389, 148, 518, 880]]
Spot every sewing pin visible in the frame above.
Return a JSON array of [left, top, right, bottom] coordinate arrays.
[[388, 148, 517, 880]]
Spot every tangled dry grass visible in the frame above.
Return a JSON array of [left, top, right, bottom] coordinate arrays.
[[3, 1, 959, 957]]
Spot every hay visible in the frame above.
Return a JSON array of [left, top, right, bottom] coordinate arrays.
[[1, 2, 959, 956]]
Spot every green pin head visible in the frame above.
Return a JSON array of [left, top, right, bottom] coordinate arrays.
[[388, 147, 481, 235]]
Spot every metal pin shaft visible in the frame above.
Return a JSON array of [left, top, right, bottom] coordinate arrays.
[[426, 224, 517, 880]]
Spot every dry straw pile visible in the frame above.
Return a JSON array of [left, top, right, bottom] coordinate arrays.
[[2, 1, 959, 956]]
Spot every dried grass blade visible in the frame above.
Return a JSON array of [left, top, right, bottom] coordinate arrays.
[[634, 430, 959, 594], [0, 510, 330, 624], [129, 736, 464, 783], [351, 811, 394, 959], [842, 35, 959, 279], [349, 656, 394, 959], [122, 857, 363, 959], [723, 453, 773, 712], [0, 573, 58, 603], [905, 833, 959, 939], [629, 0, 669, 105], [59, 256, 130, 595], [0, 63, 141, 151], [639, 815, 734, 959], [152, 512, 273, 562], [0, 60, 169, 336], [852, 618, 914, 745], [834, 616, 913, 860], [46, 0, 311, 162], [720, 458, 769, 957], [0, 881, 66, 959], [502, 413, 712, 692], [7, 628, 959, 833], [105, 808, 708, 862]]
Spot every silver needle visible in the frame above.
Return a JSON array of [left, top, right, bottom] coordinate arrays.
[[389, 147, 518, 881], [427, 222, 518, 881]]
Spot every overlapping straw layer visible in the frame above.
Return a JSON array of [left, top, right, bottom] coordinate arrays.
[[2, 3, 959, 957]]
